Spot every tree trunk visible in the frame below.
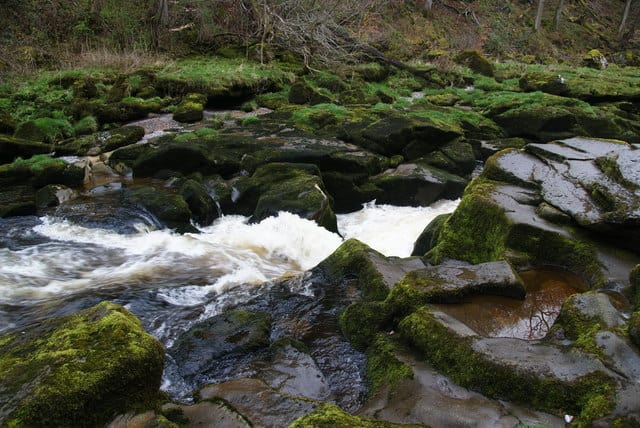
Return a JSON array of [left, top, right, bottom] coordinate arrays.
[[534, 0, 545, 32], [423, 0, 433, 11], [619, 0, 632, 38], [555, 0, 565, 28]]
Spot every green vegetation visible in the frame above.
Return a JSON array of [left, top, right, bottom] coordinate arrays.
[[365, 335, 413, 398], [0, 301, 164, 428], [289, 404, 419, 428]]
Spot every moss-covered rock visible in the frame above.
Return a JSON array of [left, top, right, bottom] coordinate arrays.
[[124, 186, 196, 233], [233, 162, 338, 233], [317, 239, 392, 302], [399, 307, 615, 425], [365, 335, 413, 398], [411, 213, 450, 257], [288, 80, 332, 105], [519, 71, 569, 95], [583, 49, 608, 70], [173, 93, 206, 123], [0, 155, 85, 188], [0, 301, 164, 428], [34, 184, 76, 208], [14, 117, 74, 144], [0, 135, 51, 164], [289, 403, 417, 428], [179, 179, 218, 226], [426, 177, 604, 287], [454, 50, 495, 77]]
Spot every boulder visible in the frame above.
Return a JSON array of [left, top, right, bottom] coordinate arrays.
[[169, 310, 272, 381], [0, 155, 85, 189], [179, 179, 218, 226], [453, 50, 495, 77], [358, 338, 565, 428], [0, 302, 164, 428], [519, 71, 569, 95], [14, 117, 74, 144], [583, 49, 608, 70], [198, 378, 320, 428], [428, 137, 640, 286], [233, 163, 339, 233], [370, 163, 467, 207], [0, 135, 51, 164], [399, 307, 618, 426], [411, 213, 450, 256], [288, 81, 332, 105], [35, 184, 76, 208], [124, 186, 196, 233], [342, 112, 463, 158], [173, 93, 206, 123], [57, 125, 145, 156]]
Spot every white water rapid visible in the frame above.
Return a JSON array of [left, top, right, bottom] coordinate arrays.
[[0, 199, 458, 336]]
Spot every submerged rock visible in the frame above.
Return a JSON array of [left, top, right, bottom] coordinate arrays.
[[0, 302, 164, 428], [169, 310, 272, 381]]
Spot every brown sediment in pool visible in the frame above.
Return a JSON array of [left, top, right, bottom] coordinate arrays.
[[434, 268, 586, 340]]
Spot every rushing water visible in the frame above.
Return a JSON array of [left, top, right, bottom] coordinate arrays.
[[0, 199, 459, 339]]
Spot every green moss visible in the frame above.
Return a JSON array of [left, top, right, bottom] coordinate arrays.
[[398, 307, 614, 423], [427, 179, 510, 264], [289, 404, 416, 428], [0, 301, 164, 428], [14, 117, 74, 143], [594, 155, 637, 190], [239, 115, 259, 126], [72, 115, 99, 135], [156, 57, 295, 96], [9, 155, 66, 173], [291, 103, 352, 130], [319, 239, 388, 301], [454, 50, 495, 77], [365, 335, 413, 398], [339, 301, 389, 350]]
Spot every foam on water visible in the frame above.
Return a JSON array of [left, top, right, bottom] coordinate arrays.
[[337, 199, 460, 257], [0, 200, 459, 308]]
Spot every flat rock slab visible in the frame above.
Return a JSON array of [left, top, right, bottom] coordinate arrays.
[[359, 352, 565, 428], [199, 378, 320, 428], [400, 260, 526, 303], [488, 137, 640, 251], [471, 337, 610, 382]]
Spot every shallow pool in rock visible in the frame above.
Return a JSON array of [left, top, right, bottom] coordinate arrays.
[[435, 268, 586, 340]]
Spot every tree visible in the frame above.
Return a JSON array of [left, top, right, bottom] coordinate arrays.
[[534, 0, 545, 32], [554, 0, 565, 29], [619, 0, 633, 38]]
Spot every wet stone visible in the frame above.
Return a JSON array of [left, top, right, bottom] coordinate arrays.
[[198, 378, 321, 428], [400, 260, 526, 303]]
